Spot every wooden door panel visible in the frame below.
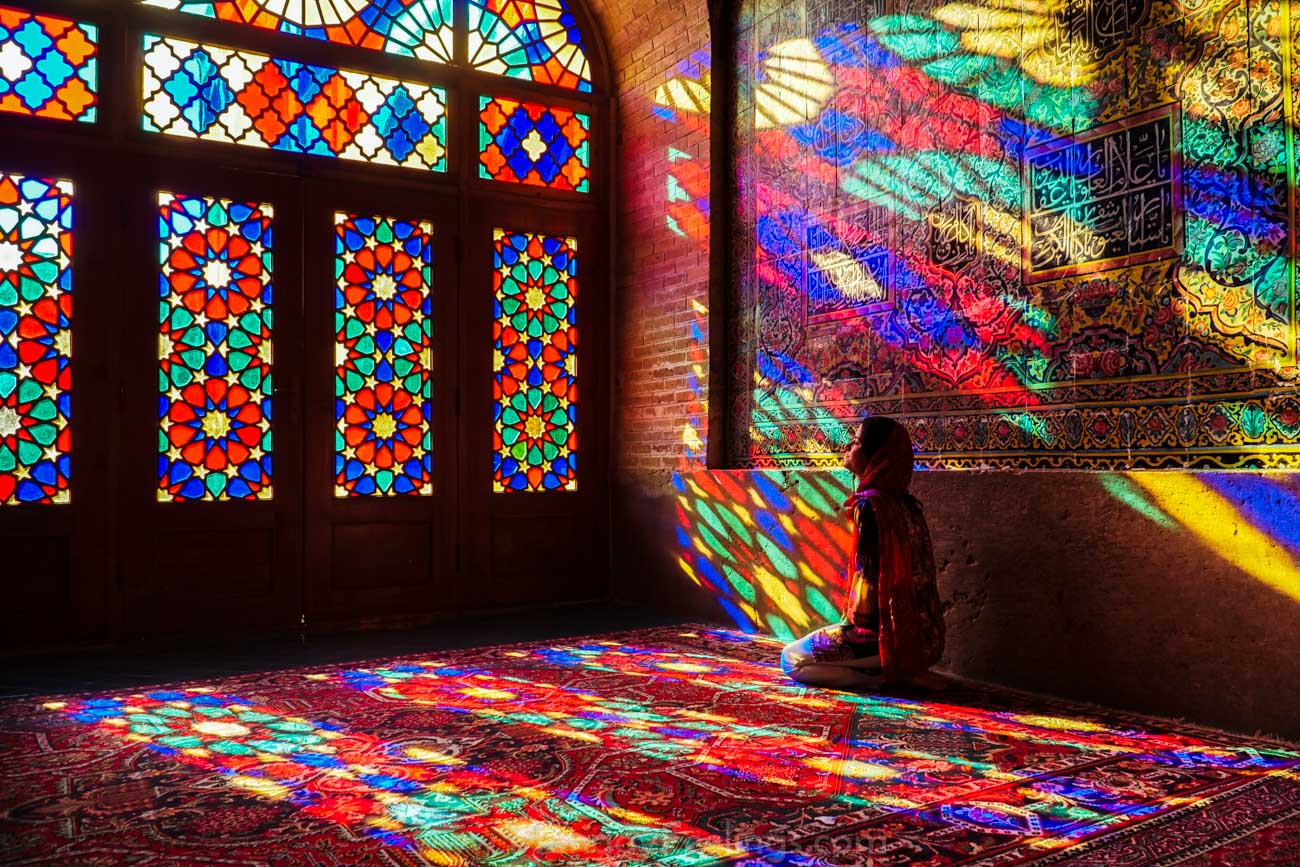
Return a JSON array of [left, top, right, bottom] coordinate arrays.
[[0, 145, 115, 650], [458, 199, 610, 611], [118, 166, 303, 639], [302, 185, 458, 628]]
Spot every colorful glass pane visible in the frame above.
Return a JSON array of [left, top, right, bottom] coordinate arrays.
[[479, 96, 590, 192], [335, 213, 432, 497], [158, 192, 273, 502], [142, 36, 448, 172], [493, 229, 576, 492], [0, 173, 71, 506], [0, 7, 97, 122], [143, 0, 454, 64], [468, 0, 591, 92]]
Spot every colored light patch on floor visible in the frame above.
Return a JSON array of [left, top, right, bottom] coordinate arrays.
[[4, 626, 1300, 865]]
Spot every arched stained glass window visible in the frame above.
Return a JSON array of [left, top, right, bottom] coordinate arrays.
[[1, 0, 602, 517], [468, 0, 590, 91], [141, 0, 594, 91], [145, 0, 454, 63]]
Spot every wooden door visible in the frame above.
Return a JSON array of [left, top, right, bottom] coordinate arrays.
[[302, 183, 458, 627], [0, 142, 115, 650], [457, 199, 609, 612], [117, 164, 303, 638]]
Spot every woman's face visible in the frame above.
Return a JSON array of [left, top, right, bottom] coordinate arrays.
[[842, 425, 870, 476]]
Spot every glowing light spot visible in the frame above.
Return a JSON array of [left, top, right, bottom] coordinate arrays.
[[0, 241, 23, 271], [755, 38, 834, 129], [370, 272, 398, 300], [1012, 715, 1106, 732], [193, 721, 250, 737], [497, 819, 591, 852], [405, 746, 464, 764], [0, 407, 20, 438], [230, 775, 289, 800], [201, 258, 231, 290]]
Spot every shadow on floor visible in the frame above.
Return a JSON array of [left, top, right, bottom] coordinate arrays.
[[0, 603, 704, 698]]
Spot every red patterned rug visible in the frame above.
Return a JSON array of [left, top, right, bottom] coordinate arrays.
[[2, 626, 1299, 865]]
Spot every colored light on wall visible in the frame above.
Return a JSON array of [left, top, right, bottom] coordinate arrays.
[[1125, 473, 1300, 604], [335, 213, 433, 497], [158, 192, 273, 502], [479, 96, 590, 192], [752, 37, 834, 129], [0, 6, 97, 123], [673, 469, 856, 637], [144, 0, 454, 64], [493, 229, 577, 492], [468, 0, 592, 92], [732, 3, 1299, 469], [142, 36, 448, 172], [0, 172, 72, 506]]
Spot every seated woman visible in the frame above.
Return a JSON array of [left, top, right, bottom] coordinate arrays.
[[781, 415, 945, 690]]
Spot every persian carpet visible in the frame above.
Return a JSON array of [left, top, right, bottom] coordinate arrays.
[[2, 626, 1299, 865]]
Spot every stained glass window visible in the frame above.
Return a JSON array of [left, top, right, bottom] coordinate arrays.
[[0, 172, 71, 506], [142, 36, 448, 172], [335, 213, 432, 497], [479, 96, 590, 192], [0, 6, 97, 123], [469, 0, 591, 91], [143, 0, 454, 64], [493, 229, 576, 492], [158, 192, 273, 502]]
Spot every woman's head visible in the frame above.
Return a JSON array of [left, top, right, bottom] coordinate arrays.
[[842, 416, 912, 484]]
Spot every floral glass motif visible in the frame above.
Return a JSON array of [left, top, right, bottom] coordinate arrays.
[[335, 213, 432, 497], [0, 172, 71, 506], [479, 96, 590, 192], [143, 0, 454, 64], [158, 193, 273, 502], [493, 229, 576, 492], [469, 0, 591, 91], [142, 36, 448, 172], [0, 6, 97, 122]]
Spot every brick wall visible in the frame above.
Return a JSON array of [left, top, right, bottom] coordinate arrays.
[[582, 0, 712, 482]]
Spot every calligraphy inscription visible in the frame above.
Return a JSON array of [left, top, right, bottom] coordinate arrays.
[[1039, 0, 1150, 67], [1025, 105, 1179, 281], [806, 203, 891, 321], [927, 197, 980, 272]]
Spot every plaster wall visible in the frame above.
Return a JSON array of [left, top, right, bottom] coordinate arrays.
[[616, 470, 1300, 739]]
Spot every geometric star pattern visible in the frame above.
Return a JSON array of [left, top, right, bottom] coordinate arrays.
[[0, 172, 72, 506], [493, 229, 577, 492], [143, 0, 454, 65], [157, 192, 274, 502], [334, 212, 433, 497]]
